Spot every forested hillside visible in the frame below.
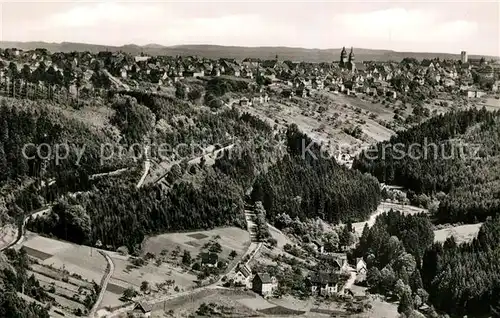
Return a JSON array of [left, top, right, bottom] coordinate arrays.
[[0, 97, 132, 220], [422, 216, 500, 316], [251, 124, 381, 224], [0, 98, 121, 183], [26, 105, 280, 252], [356, 210, 433, 315], [28, 170, 246, 251], [353, 108, 500, 223]]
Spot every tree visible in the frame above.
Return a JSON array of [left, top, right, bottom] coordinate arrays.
[[182, 250, 192, 265], [175, 83, 186, 99], [63, 66, 74, 100], [21, 64, 32, 97], [188, 89, 202, 102], [394, 279, 406, 299], [398, 287, 414, 315], [367, 267, 382, 291], [209, 242, 222, 254], [229, 250, 237, 259], [121, 287, 138, 300], [140, 281, 149, 293], [339, 223, 354, 248], [379, 265, 397, 293], [192, 262, 201, 271]]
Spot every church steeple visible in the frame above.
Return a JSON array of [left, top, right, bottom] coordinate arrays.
[[340, 47, 348, 66], [348, 47, 355, 63]]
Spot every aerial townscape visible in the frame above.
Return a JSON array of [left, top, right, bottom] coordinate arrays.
[[0, 2, 500, 318]]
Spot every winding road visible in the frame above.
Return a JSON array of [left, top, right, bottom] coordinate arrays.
[[352, 200, 428, 235], [103, 70, 130, 91], [89, 251, 115, 318], [136, 159, 151, 188], [0, 205, 52, 252]]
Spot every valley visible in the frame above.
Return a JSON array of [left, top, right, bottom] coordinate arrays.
[[0, 36, 499, 318]]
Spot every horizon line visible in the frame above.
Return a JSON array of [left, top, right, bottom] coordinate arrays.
[[0, 40, 498, 58]]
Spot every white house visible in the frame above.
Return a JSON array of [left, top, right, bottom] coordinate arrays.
[[233, 264, 252, 288], [356, 258, 367, 275]]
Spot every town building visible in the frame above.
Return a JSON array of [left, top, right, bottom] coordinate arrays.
[[461, 51, 468, 64], [252, 273, 278, 298]]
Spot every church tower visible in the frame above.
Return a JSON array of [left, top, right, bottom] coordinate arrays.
[[347, 47, 356, 71], [348, 47, 355, 63], [340, 47, 348, 67]]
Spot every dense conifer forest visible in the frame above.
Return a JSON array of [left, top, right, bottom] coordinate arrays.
[[353, 108, 500, 223], [252, 124, 381, 224], [422, 216, 500, 316]]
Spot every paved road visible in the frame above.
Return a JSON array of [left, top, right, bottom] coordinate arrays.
[[0, 205, 52, 252], [153, 144, 235, 185], [89, 168, 128, 180], [103, 70, 130, 91], [343, 268, 357, 291], [136, 159, 151, 188], [353, 200, 428, 235], [89, 251, 115, 318]]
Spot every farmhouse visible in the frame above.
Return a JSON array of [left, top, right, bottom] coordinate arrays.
[[239, 97, 249, 106], [309, 272, 341, 296], [201, 252, 219, 267], [133, 301, 153, 317], [319, 253, 349, 272], [252, 273, 278, 298], [233, 264, 252, 288]]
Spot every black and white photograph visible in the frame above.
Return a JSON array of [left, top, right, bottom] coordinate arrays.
[[0, 1, 499, 317]]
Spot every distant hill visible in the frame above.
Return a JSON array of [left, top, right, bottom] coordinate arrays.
[[0, 41, 497, 62]]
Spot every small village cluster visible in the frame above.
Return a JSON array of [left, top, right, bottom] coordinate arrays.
[[0, 47, 498, 102], [231, 244, 367, 299]]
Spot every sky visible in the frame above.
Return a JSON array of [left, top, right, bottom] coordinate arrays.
[[0, 1, 499, 56]]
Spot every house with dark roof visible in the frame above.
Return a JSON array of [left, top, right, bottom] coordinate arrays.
[[308, 272, 341, 296], [252, 273, 278, 298], [233, 264, 252, 287], [133, 301, 153, 317], [320, 253, 348, 272], [201, 252, 219, 267]]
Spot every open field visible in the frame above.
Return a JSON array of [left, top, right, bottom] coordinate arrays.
[[106, 252, 196, 291], [99, 227, 251, 309], [479, 96, 500, 111], [50, 293, 87, 313], [434, 223, 483, 244], [143, 227, 250, 263], [21, 232, 107, 283], [148, 288, 264, 317], [17, 292, 78, 318], [240, 90, 398, 159], [27, 264, 95, 315]]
